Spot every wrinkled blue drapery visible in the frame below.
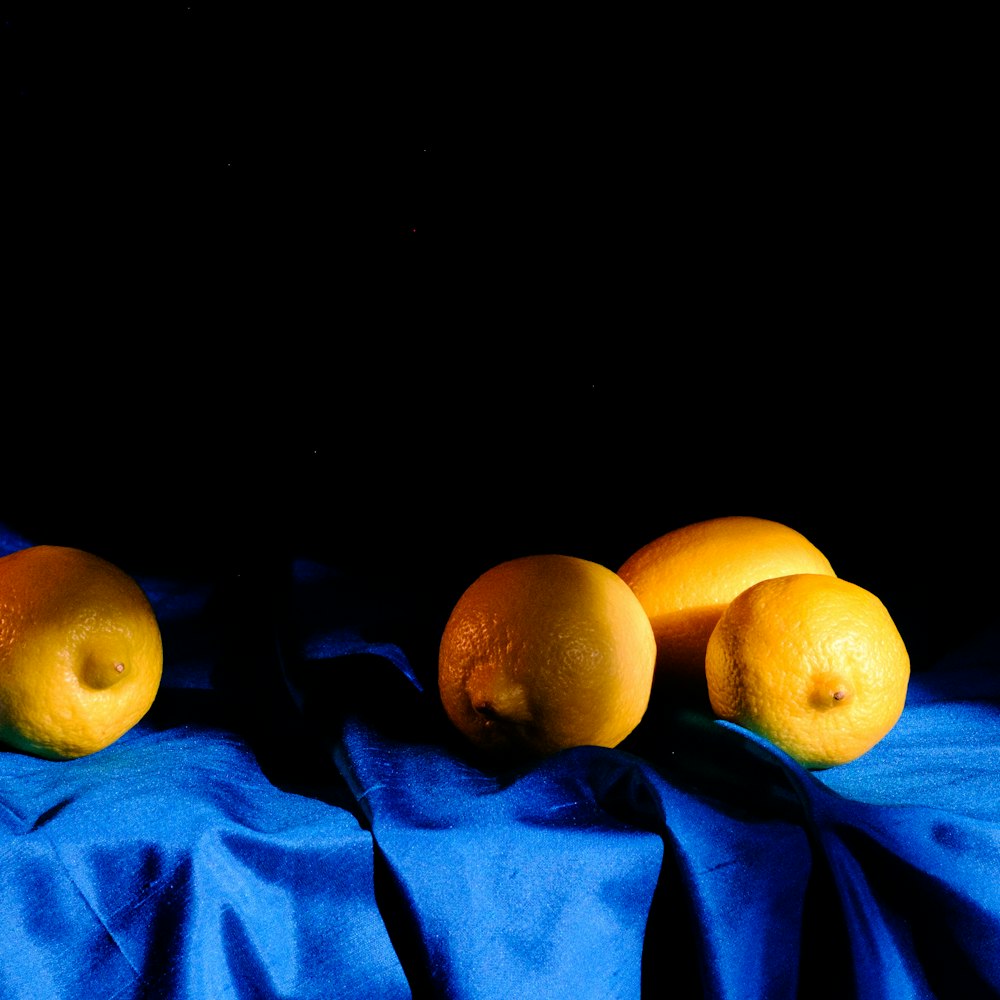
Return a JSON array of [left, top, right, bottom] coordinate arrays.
[[2, 522, 999, 999]]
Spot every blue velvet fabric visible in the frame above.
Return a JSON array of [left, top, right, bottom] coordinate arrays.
[[2, 524, 1000, 998]]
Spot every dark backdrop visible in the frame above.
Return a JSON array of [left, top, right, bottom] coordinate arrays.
[[4, 8, 993, 676]]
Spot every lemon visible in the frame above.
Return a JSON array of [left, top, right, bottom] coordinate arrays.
[[705, 573, 910, 768], [438, 554, 656, 759], [618, 516, 836, 685], [0, 545, 163, 760]]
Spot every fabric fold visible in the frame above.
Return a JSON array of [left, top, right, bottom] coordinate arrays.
[[0, 719, 412, 1000]]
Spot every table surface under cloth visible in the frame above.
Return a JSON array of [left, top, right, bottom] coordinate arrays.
[[1, 522, 999, 1000]]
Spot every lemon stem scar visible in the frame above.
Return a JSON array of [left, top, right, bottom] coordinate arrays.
[[80, 656, 128, 690], [809, 680, 851, 709]]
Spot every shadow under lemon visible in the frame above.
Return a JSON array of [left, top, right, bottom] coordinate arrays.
[[648, 603, 731, 695]]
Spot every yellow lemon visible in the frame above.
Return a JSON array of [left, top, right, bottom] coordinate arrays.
[[439, 554, 656, 759], [0, 545, 163, 760], [705, 573, 910, 768], [618, 516, 836, 685]]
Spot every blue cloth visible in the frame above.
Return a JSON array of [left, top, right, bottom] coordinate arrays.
[[2, 524, 1000, 998]]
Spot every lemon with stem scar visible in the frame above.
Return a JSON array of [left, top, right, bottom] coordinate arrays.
[[0, 545, 163, 760]]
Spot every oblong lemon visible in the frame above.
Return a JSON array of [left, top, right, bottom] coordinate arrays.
[[618, 516, 835, 684]]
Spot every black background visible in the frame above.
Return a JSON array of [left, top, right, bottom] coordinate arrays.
[[3, 8, 995, 674]]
